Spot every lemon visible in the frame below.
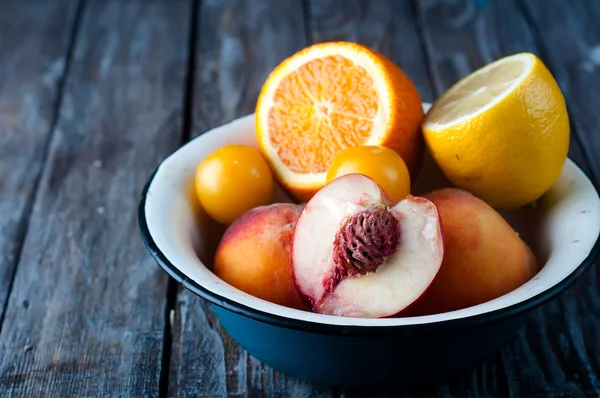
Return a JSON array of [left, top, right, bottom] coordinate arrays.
[[422, 53, 569, 209]]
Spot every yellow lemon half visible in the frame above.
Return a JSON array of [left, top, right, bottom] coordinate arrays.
[[422, 53, 569, 209]]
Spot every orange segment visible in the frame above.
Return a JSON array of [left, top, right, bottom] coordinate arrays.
[[329, 113, 373, 146], [268, 105, 318, 173], [256, 41, 425, 202], [268, 56, 378, 174], [297, 57, 324, 101], [272, 71, 313, 108]]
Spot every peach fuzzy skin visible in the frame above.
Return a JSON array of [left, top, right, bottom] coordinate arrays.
[[523, 240, 539, 278], [410, 188, 535, 315], [214, 203, 308, 310]]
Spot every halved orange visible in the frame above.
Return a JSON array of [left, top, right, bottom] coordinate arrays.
[[255, 42, 424, 202]]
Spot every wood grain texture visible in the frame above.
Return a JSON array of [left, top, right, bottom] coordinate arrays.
[[521, 0, 600, 185], [0, 0, 80, 329], [168, 0, 334, 396], [308, 0, 435, 102], [415, 0, 592, 179], [0, 0, 191, 396], [191, 0, 307, 133], [415, 0, 600, 396]]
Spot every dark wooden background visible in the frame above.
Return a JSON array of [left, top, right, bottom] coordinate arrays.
[[0, 0, 599, 396]]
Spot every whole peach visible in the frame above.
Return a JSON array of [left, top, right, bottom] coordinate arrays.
[[523, 240, 539, 279], [214, 203, 307, 310], [410, 188, 537, 315]]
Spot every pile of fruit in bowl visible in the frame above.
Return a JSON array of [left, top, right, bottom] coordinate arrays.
[[194, 42, 567, 317], [139, 42, 600, 388]]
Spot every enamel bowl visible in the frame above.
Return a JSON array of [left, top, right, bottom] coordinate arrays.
[[138, 105, 600, 389]]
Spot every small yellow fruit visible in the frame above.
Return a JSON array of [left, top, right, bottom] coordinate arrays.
[[195, 144, 274, 225], [327, 146, 411, 202], [422, 53, 569, 209]]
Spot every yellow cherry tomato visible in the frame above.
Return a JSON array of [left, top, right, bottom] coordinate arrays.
[[327, 145, 411, 202], [195, 144, 274, 224]]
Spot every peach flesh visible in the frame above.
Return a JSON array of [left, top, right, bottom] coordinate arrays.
[[292, 174, 444, 318]]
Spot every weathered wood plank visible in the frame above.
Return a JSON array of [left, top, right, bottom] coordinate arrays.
[[522, 0, 600, 186], [168, 0, 334, 396], [0, 0, 81, 330], [191, 0, 307, 133], [415, 0, 600, 396], [415, 0, 592, 179], [0, 0, 191, 396], [309, 0, 435, 103], [169, 294, 227, 397]]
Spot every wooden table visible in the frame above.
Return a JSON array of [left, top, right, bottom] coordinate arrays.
[[0, 0, 599, 396]]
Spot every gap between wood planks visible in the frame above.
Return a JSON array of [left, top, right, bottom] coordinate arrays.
[[0, 0, 87, 337], [158, 0, 201, 397], [301, 0, 314, 46]]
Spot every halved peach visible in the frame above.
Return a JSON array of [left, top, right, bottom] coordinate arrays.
[[292, 174, 444, 318]]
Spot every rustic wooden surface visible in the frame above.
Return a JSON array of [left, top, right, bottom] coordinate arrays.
[[0, 0, 81, 337], [0, 0, 191, 396], [0, 0, 599, 396]]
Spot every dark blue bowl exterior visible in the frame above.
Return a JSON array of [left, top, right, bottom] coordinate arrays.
[[213, 305, 525, 389]]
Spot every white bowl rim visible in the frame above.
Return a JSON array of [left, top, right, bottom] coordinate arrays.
[[138, 107, 600, 334]]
